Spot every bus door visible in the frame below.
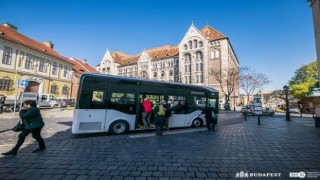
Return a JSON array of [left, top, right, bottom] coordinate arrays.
[[76, 90, 108, 133], [136, 93, 164, 129], [167, 95, 187, 128]]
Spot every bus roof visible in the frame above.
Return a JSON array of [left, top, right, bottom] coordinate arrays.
[[81, 73, 219, 93]]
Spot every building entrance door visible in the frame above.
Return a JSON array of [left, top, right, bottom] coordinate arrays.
[[25, 81, 40, 93]]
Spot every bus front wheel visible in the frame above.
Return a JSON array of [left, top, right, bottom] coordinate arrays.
[[192, 118, 203, 128], [109, 120, 129, 135]]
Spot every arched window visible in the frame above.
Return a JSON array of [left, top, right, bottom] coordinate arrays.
[[194, 40, 198, 48], [154, 72, 157, 77], [169, 70, 173, 76], [189, 41, 192, 49], [184, 54, 191, 63], [199, 41, 203, 47], [184, 44, 188, 50], [62, 86, 68, 94], [161, 71, 165, 77], [196, 52, 203, 61], [50, 84, 58, 94]]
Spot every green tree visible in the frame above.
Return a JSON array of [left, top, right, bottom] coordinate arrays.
[[289, 61, 319, 99]]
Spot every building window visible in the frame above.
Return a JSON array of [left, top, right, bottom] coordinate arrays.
[[169, 70, 173, 76], [189, 41, 193, 49], [196, 52, 203, 61], [39, 60, 45, 72], [184, 44, 188, 50], [199, 41, 203, 47], [2, 46, 13, 65], [62, 86, 68, 94], [184, 54, 191, 63], [50, 84, 58, 94], [194, 40, 198, 48], [161, 71, 165, 77], [25, 54, 33, 70], [63, 66, 68, 77], [18, 51, 24, 67], [0, 79, 10, 90], [52, 62, 58, 75], [215, 50, 220, 58], [154, 72, 157, 77]]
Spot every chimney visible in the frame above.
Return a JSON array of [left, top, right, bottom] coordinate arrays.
[[3, 23, 18, 31], [82, 59, 87, 64], [43, 41, 54, 49]]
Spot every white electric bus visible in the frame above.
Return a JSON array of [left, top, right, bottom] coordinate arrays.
[[72, 73, 219, 135]]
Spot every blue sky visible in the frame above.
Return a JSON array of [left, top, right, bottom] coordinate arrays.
[[0, 0, 316, 90]]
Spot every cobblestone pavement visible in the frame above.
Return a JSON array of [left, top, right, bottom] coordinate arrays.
[[0, 111, 319, 179]]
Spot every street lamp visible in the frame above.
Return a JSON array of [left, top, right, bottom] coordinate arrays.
[[283, 85, 290, 121]]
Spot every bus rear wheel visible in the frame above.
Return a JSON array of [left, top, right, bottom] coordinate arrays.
[[192, 118, 203, 128], [109, 120, 129, 135]]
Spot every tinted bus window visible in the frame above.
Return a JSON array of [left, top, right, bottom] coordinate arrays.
[[169, 96, 185, 114]]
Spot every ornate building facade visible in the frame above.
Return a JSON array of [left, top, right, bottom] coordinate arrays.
[[96, 24, 239, 106]]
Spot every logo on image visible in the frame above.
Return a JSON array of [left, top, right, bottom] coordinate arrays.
[[289, 172, 306, 178]]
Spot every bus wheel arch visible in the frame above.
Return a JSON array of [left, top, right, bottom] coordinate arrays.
[[109, 120, 129, 135], [191, 118, 203, 128]]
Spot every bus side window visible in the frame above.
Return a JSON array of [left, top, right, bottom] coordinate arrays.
[[169, 96, 185, 114], [91, 91, 106, 109]]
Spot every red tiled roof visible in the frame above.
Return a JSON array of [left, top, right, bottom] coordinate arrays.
[[111, 51, 131, 63], [117, 45, 178, 67], [0, 24, 74, 64], [146, 45, 179, 61], [71, 58, 99, 74], [200, 25, 226, 41]]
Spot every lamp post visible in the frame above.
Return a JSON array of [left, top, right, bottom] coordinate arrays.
[[283, 85, 290, 121]]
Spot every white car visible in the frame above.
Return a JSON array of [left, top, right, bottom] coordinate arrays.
[[289, 107, 300, 113]]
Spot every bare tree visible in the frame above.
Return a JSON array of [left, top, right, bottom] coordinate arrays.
[[240, 66, 271, 105], [210, 67, 239, 109]]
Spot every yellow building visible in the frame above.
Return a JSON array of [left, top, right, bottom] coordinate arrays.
[[0, 23, 73, 100]]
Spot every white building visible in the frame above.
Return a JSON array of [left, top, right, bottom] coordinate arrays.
[[96, 23, 239, 106]]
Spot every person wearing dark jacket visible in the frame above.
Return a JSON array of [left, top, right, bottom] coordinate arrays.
[[2, 100, 46, 155], [202, 104, 218, 131]]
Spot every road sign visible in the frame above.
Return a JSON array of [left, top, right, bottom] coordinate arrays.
[[21, 80, 28, 86]]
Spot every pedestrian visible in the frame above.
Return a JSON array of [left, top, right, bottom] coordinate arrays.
[[141, 96, 153, 128], [162, 100, 171, 131], [0, 94, 6, 114], [2, 100, 46, 155], [153, 101, 166, 136], [202, 104, 218, 131]]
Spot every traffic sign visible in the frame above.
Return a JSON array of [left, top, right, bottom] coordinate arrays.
[[21, 80, 28, 86], [21, 86, 26, 91]]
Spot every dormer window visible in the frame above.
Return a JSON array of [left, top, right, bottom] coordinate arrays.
[[194, 40, 198, 48]]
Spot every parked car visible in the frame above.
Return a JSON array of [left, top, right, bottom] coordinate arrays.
[[262, 107, 275, 116], [61, 98, 76, 107], [289, 107, 300, 113], [4, 92, 60, 111], [241, 105, 254, 114], [241, 106, 275, 116]]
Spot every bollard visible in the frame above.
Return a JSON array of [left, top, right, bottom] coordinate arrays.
[[258, 115, 261, 125], [244, 111, 247, 121]]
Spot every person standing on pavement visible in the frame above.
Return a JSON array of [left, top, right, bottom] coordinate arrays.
[[0, 94, 6, 114], [162, 100, 171, 131], [2, 100, 46, 155], [202, 104, 218, 131], [141, 96, 153, 128], [153, 101, 166, 136]]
